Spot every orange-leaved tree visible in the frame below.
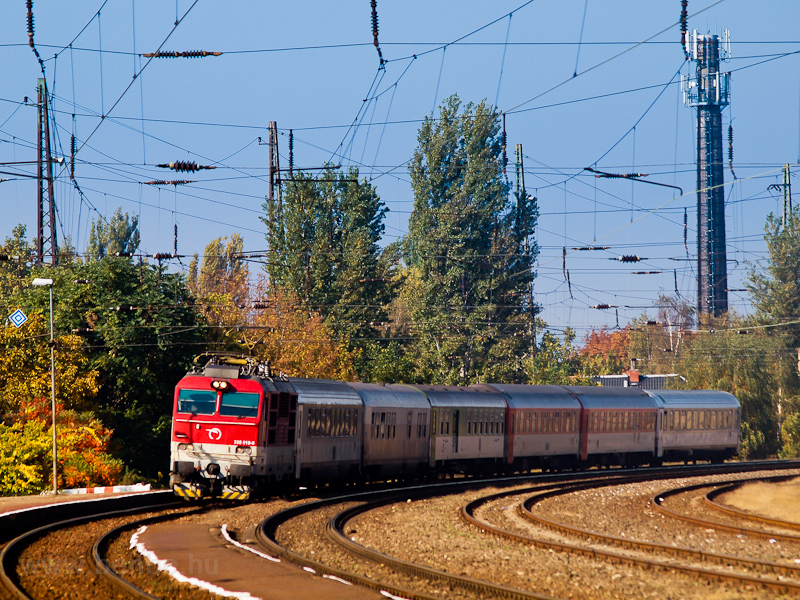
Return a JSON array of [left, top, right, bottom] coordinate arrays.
[[579, 326, 631, 376], [242, 283, 356, 381], [0, 398, 123, 495]]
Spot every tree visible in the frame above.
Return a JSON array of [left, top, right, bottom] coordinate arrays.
[[527, 326, 591, 384], [237, 283, 356, 380], [579, 326, 631, 376], [263, 167, 392, 335], [188, 235, 250, 349], [746, 208, 800, 456], [0, 224, 33, 299], [85, 208, 140, 261], [403, 94, 538, 383], [6, 258, 205, 477], [263, 166, 398, 378], [0, 313, 99, 416], [676, 322, 785, 458]]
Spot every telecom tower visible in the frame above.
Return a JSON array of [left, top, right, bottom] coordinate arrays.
[[682, 31, 731, 322]]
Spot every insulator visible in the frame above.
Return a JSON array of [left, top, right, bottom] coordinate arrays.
[[27, 0, 34, 48], [728, 124, 737, 179], [114, 251, 132, 257], [72, 328, 94, 334], [252, 302, 268, 310], [371, 0, 379, 46], [614, 255, 642, 262], [289, 129, 294, 177], [70, 135, 76, 178], [156, 161, 216, 172], [143, 179, 196, 186], [143, 50, 222, 58], [647, 320, 658, 326], [632, 271, 662, 275], [174, 223, 178, 256], [0, 254, 12, 261], [680, 0, 689, 59], [113, 305, 135, 312], [593, 304, 611, 310], [683, 208, 688, 250], [572, 246, 610, 251], [153, 252, 172, 260]]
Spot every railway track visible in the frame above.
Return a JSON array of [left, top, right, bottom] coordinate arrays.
[[257, 461, 800, 600], [3, 461, 798, 600], [0, 494, 204, 600]]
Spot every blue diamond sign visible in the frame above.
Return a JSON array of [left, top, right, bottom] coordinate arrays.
[[9, 309, 27, 328]]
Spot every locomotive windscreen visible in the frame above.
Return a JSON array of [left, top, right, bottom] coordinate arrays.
[[178, 389, 216, 415], [219, 392, 260, 418]]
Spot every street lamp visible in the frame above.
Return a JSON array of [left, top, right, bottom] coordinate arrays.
[[32, 277, 57, 494]]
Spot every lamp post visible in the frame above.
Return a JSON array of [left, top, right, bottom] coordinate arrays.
[[32, 277, 57, 494]]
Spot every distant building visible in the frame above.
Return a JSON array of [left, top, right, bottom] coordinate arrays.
[[592, 359, 684, 390]]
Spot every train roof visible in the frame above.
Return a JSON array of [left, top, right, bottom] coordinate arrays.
[[476, 384, 583, 409], [562, 385, 658, 409], [408, 384, 507, 408], [287, 378, 363, 406], [349, 382, 430, 409], [645, 389, 741, 409]]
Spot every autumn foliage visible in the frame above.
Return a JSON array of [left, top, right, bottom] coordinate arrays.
[[0, 398, 123, 495], [579, 326, 631, 376]]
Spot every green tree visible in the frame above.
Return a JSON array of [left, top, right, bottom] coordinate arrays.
[[187, 235, 250, 349], [677, 322, 785, 458], [0, 224, 33, 298], [403, 94, 538, 384], [262, 166, 397, 358], [85, 208, 140, 261], [527, 326, 591, 385], [7, 258, 205, 477], [746, 208, 800, 456]]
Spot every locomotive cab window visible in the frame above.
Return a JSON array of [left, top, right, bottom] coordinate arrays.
[[219, 392, 259, 418], [178, 389, 217, 415]]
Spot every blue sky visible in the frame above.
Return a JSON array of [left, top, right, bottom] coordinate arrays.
[[1, 1, 799, 338]]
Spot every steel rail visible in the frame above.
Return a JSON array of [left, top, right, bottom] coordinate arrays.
[[703, 476, 800, 532], [653, 475, 800, 542], [519, 476, 800, 578], [256, 462, 799, 600], [455, 468, 800, 595]]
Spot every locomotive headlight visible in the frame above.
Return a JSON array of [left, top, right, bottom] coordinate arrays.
[[177, 443, 194, 451], [235, 446, 252, 455], [211, 380, 230, 390]]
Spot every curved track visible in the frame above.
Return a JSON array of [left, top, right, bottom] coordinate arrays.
[[257, 461, 800, 600], [0, 494, 195, 600]]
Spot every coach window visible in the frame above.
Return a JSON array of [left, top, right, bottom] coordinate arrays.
[[623, 411, 629, 432], [698, 411, 705, 430], [391, 412, 397, 439]]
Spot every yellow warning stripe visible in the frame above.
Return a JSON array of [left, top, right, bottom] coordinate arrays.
[[221, 491, 250, 501], [173, 485, 203, 499]]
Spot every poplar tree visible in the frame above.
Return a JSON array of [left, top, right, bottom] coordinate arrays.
[[85, 208, 140, 261], [262, 166, 395, 343], [403, 94, 538, 384]]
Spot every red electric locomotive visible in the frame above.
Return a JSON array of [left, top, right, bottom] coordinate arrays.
[[169, 355, 297, 500]]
